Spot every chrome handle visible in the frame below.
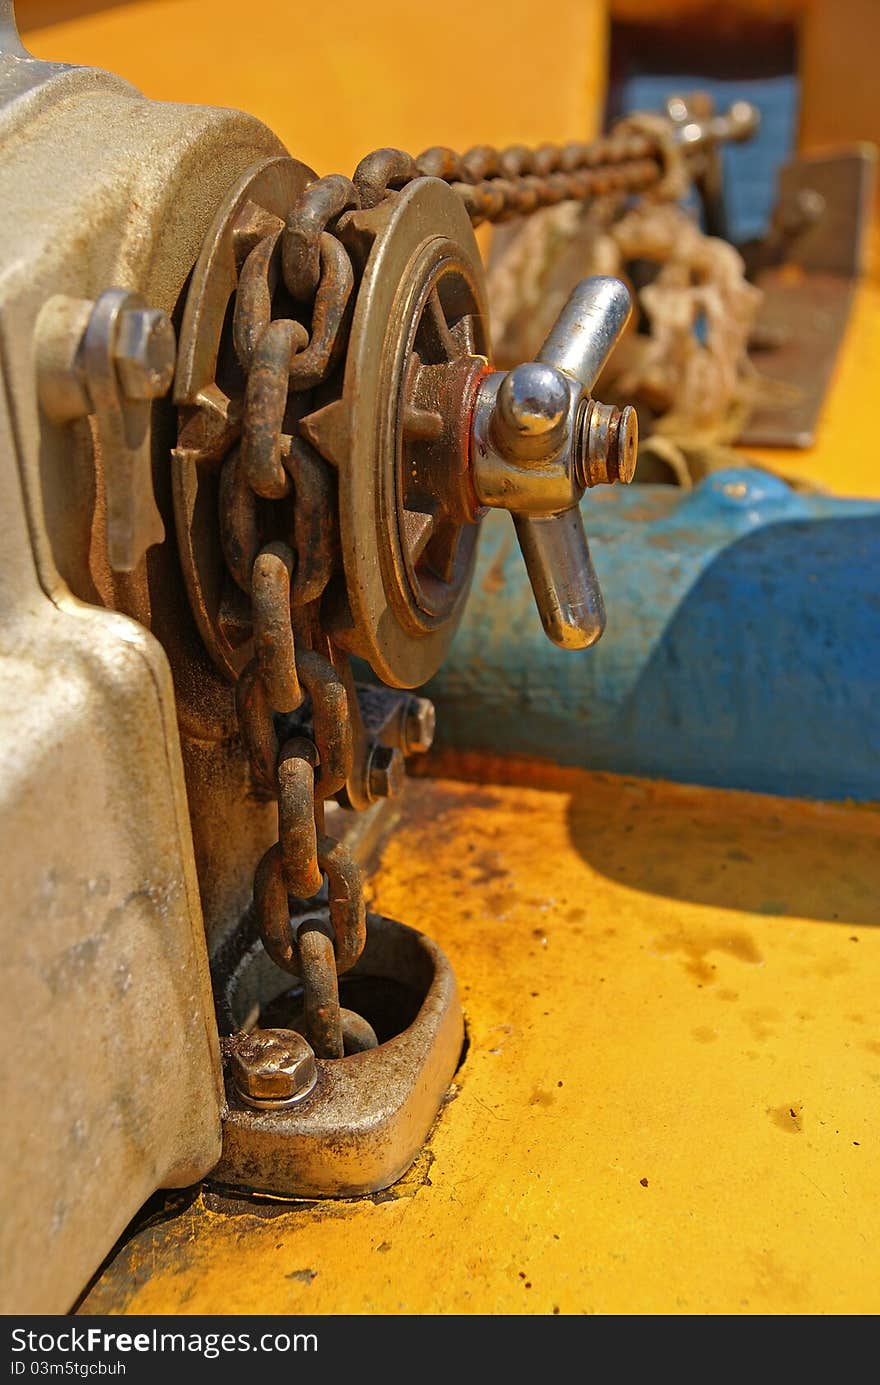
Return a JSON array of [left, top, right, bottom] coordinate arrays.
[[469, 276, 637, 650], [536, 276, 632, 389], [513, 510, 606, 650]]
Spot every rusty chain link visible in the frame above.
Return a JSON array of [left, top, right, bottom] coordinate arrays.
[[223, 116, 699, 1062], [348, 126, 671, 221]]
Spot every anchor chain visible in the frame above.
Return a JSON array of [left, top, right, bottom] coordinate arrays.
[[217, 105, 756, 1060]]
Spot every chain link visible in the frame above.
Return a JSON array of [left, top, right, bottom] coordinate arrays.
[[222, 118, 692, 1060]]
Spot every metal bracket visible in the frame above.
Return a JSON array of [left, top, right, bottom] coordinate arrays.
[[210, 912, 464, 1198], [36, 288, 173, 570], [739, 145, 876, 449]]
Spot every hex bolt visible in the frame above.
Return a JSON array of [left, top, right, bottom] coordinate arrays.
[[34, 289, 172, 573], [401, 696, 436, 755], [367, 743, 406, 800], [113, 306, 176, 400], [226, 1027, 318, 1109], [36, 293, 176, 420], [778, 187, 826, 238]]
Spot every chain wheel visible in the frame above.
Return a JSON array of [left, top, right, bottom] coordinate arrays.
[[172, 155, 317, 681], [302, 178, 491, 689]]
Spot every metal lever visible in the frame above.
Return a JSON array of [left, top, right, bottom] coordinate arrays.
[[469, 277, 637, 649]]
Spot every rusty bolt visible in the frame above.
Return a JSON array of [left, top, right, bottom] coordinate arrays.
[[114, 307, 176, 400], [579, 400, 638, 487], [226, 1027, 317, 1109], [401, 696, 436, 755], [367, 743, 406, 800]]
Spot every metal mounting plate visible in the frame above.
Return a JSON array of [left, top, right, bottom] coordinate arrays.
[[740, 270, 856, 449], [212, 913, 464, 1198], [739, 146, 875, 449]]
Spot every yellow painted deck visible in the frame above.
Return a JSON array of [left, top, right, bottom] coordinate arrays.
[[81, 767, 879, 1316]]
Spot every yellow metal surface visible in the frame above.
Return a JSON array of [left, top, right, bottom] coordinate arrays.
[[81, 765, 880, 1316]]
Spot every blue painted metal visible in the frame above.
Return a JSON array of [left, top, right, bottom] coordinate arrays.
[[426, 469, 880, 801]]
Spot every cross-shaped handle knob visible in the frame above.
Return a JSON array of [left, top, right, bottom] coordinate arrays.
[[469, 277, 637, 648]]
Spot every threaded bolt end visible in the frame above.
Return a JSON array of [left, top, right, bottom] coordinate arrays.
[[577, 400, 638, 488]]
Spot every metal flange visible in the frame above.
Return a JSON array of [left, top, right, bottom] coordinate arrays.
[[302, 177, 491, 689]]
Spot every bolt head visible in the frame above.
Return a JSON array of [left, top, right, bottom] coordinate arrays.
[[368, 744, 406, 800], [679, 120, 703, 146], [402, 697, 436, 755], [114, 308, 176, 400], [227, 1027, 317, 1108], [497, 362, 570, 439], [721, 479, 750, 501]]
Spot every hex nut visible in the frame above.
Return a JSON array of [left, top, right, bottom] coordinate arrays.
[[35, 295, 95, 422], [402, 696, 436, 755], [367, 743, 406, 800], [227, 1028, 317, 1109], [114, 307, 176, 400]]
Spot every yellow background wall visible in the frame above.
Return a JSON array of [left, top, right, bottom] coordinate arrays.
[[19, 1, 880, 183], [18, 0, 608, 177]]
